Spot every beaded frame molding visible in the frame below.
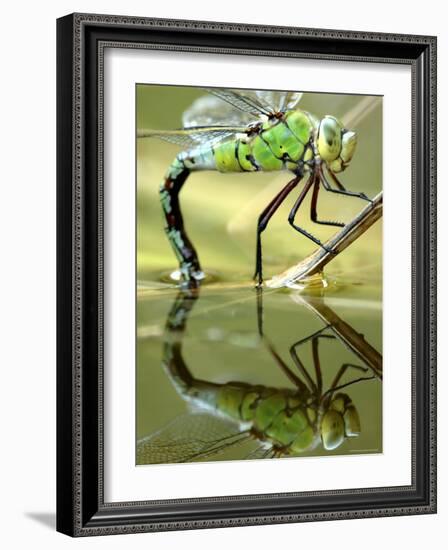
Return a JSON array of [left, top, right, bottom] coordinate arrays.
[[56, 13, 437, 536]]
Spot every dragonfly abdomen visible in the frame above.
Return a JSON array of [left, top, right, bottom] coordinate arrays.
[[159, 156, 204, 281]]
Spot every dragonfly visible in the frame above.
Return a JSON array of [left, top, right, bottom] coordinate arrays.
[[139, 88, 372, 287], [136, 289, 380, 464]]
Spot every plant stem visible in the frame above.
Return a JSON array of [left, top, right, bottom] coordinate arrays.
[[267, 191, 383, 288], [290, 294, 383, 379]]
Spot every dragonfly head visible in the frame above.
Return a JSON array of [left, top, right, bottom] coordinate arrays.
[[320, 393, 361, 450], [317, 116, 357, 173]]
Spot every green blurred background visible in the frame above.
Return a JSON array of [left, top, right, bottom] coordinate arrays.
[[136, 85, 383, 464]]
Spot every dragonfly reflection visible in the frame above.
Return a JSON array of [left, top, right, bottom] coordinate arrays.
[[137, 289, 382, 464]]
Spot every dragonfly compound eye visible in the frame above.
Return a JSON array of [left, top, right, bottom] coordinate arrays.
[[317, 116, 342, 163], [321, 409, 345, 450]]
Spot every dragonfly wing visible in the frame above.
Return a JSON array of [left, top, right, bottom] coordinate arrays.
[[139, 88, 304, 149], [202, 88, 303, 117], [255, 90, 303, 112], [138, 126, 248, 148], [183, 94, 257, 128], [137, 412, 253, 464], [283, 91, 304, 110], [204, 88, 273, 118], [244, 444, 276, 460]]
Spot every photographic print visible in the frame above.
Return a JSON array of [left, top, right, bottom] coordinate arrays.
[[136, 85, 383, 465]]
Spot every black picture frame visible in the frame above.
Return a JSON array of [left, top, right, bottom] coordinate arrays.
[[56, 13, 437, 536]]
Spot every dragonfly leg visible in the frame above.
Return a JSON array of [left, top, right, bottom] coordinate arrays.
[[287, 174, 334, 253], [330, 363, 370, 388], [268, 340, 309, 392], [256, 288, 309, 392], [255, 287, 264, 336], [289, 343, 318, 394], [160, 158, 203, 286], [290, 330, 336, 393], [321, 167, 372, 203], [310, 176, 345, 228], [322, 363, 375, 398], [311, 336, 323, 396], [290, 326, 334, 348], [253, 175, 302, 286]]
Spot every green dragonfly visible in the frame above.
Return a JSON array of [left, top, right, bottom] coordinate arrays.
[[139, 88, 372, 287], [136, 290, 381, 464]]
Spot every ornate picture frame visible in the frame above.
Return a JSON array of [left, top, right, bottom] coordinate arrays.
[[56, 13, 436, 536]]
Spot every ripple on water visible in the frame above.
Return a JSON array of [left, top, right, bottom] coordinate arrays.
[[158, 268, 222, 286]]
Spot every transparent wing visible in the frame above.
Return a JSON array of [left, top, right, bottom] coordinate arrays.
[[182, 94, 258, 128], [202, 88, 303, 118], [245, 445, 276, 460], [254, 90, 303, 112], [137, 412, 259, 464], [138, 88, 304, 149], [204, 88, 273, 117], [137, 126, 247, 148]]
